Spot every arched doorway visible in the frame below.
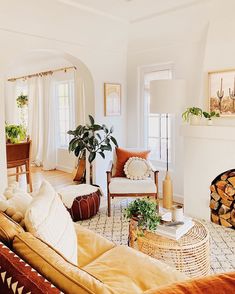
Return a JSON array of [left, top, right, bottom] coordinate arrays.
[[1, 49, 95, 191]]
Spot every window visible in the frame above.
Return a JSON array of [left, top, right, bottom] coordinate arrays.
[[55, 80, 75, 147], [142, 66, 173, 164]]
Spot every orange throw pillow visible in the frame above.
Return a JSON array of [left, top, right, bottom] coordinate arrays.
[[114, 147, 150, 177], [143, 272, 235, 294]]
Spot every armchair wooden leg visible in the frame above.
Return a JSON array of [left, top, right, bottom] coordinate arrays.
[[16, 167, 19, 182], [26, 162, 33, 193]]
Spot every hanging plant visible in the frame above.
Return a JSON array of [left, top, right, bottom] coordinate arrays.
[[16, 93, 28, 108]]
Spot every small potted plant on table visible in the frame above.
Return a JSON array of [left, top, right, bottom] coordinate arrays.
[[5, 123, 27, 144], [125, 198, 161, 246]]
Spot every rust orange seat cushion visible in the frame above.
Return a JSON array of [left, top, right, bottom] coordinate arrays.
[[143, 271, 235, 294], [114, 148, 150, 177]]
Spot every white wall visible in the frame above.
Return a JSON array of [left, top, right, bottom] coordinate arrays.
[[0, 80, 7, 193], [127, 1, 210, 200], [0, 0, 128, 191], [201, 0, 235, 127]]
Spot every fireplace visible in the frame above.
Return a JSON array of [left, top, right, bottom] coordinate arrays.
[[210, 170, 235, 229], [182, 125, 235, 221]]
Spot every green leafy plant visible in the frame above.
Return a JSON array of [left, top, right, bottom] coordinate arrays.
[[203, 111, 220, 120], [16, 93, 28, 108], [124, 198, 161, 232], [5, 124, 27, 143], [68, 115, 118, 163], [182, 107, 203, 122]]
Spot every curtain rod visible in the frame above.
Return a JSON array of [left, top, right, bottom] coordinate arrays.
[[7, 66, 77, 82]]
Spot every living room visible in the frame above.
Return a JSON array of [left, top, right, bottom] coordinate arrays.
[[0, 0, 234, 293]]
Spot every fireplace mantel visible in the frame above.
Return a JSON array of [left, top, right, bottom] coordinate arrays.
[[181, 124, 235, 221], [181, 125, 235, 141]]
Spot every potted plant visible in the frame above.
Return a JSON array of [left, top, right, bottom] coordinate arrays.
[[5, 124, 27, 143], [182, 107, 203, 125], [124, 198, 161, 233], [203, 111, 220, 126], [68, 115, 118, 184], [16, 93, 28, 108]]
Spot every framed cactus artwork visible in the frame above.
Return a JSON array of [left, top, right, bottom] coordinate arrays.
[[208, 68, 235, 116]]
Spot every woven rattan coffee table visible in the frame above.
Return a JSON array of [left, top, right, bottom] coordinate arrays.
[[129, 220, 210, 278]]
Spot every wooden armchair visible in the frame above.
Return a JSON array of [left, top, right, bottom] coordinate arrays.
[[106, 158, 159, 217], [6, 141, 33, 192]]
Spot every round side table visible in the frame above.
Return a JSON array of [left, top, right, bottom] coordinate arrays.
[[129, 220, 210, 278]]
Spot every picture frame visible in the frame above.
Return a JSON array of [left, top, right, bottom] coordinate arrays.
[[208, 68, 235, 116], [104, 83, 121, 116]]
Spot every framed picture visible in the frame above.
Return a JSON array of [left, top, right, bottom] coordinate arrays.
[[208, 68, 235, 116], [104, 83, 121, 116]]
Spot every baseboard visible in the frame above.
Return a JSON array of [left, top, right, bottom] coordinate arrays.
[[56, 165, 73, 173], [173, 193, 184, 204], [158, 193, 184, 204]]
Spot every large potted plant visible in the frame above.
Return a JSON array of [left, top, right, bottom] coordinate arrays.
[[5, 124, 27, 144], [182, 107, 203, 125], [124, 198, 161, 233], [68, 115, 118, 184]]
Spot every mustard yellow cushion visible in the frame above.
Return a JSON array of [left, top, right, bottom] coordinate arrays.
[[75, 224, 115, 267], [13, 232, 113, 294], [0, 212, 24, 247], [84, 245, 187, 294]]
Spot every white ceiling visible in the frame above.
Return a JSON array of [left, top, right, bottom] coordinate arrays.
[[57, 0, 208, 23]]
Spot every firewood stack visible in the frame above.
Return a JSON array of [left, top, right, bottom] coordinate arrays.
[[210, 171, 235, 229]]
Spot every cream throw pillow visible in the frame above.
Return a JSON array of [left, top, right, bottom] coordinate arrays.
[[124, 157, 151, 180], [24, 180, 78, 265]]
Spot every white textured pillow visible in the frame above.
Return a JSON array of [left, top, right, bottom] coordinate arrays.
[[24, 181, 78, 265], [0, 183, 32, 215], [124, 157, 151, 180]]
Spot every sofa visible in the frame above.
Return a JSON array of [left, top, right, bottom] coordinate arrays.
[[0, 211, 235, 293]]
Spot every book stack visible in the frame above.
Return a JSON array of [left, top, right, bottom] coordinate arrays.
[[155, 213, 194, 240]]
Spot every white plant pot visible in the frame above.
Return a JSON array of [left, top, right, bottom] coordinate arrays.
[[207, 119, 213, 126], [190, 115, 201, 126]]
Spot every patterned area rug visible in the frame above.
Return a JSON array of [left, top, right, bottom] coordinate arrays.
[[78, 198, 235, 275]]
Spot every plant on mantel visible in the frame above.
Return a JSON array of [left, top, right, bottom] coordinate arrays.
[[182, 107, 203, 122], [124, 198, 161, 234], [68, 115, 118, 184], [203, 111, 220, 121]]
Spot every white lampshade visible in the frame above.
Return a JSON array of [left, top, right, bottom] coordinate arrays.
[[150, 79, 186, 114]]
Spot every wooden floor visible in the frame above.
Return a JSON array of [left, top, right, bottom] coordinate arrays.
[[8, 166, 74, 192]]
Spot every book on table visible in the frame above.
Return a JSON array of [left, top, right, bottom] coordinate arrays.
[[155, 216, 194, 240]]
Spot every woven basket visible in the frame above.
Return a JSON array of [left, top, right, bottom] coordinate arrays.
[[129, 220, 210, 278]]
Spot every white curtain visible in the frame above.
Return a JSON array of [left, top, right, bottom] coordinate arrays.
[[28, 77, 44, 166], [28, 75, 56, 170], [42, 75, 56, 170], [74, 70, 85, 126]]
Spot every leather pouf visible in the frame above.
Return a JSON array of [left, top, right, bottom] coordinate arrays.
[[58, 184, 101, 221]]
